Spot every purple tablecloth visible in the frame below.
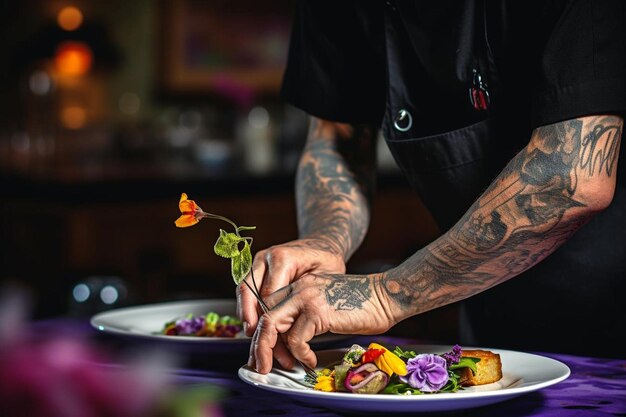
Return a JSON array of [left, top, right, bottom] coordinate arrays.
[[26, 320, 626, 416]]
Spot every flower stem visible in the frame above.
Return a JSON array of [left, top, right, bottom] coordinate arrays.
[[199, 212, 240, 235], [243, 269, 270, 313]]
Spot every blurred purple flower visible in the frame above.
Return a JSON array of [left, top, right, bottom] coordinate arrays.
[[400, 354, 449, 392], [0, 336, 166, 417], [175, 316, 206, 335], [0, 286, 224, 417]]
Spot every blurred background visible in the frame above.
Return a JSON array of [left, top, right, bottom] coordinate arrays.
[[0, 0, 449, 339]]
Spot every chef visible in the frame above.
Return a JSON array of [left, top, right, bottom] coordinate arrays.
[[239, 0, 626, 373]]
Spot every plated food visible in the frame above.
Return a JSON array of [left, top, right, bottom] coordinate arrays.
[[238, 344, 569, 413], [456, 349, 503, 386], [91, 299, 351, 352], [312, 343, 502, 395], [160, 312, 242, 338]]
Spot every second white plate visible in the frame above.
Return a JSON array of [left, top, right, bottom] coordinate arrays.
[[90, 299, 350, 346]]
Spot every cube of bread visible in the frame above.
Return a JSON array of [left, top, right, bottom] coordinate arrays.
[[458, 349, 503, 386]]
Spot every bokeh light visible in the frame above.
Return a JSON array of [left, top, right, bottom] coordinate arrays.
[[72, 283, 90, 303], [57, 6, 83, 31], [248, 106, 269, 129], [61, 106, 87, 129], [55, 41, 93, 77], [118, 92, 141, 115], [99, 285, 119, 305], [29, 71, 52, 96]]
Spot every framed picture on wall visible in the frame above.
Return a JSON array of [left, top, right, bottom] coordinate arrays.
[[158, 0, 293, 99]]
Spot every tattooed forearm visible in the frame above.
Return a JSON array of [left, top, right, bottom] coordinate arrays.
[[579, 122, 621, 176], [296, 117, 378, 259], [325, 275, 372, 310], [382, 115, 623, 319]]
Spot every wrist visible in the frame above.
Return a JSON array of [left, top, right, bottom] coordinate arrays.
[[372, 273, 404, 330], [298, 234, 348, 261], [377, 267, 427, 324]]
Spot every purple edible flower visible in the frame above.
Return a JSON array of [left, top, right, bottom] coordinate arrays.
[[225, 324, 241, 333], [175, 316, 205, 335], [442, 344, 462, 366], [400, 354, 449, 392]]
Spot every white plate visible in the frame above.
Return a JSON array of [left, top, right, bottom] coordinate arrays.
[[238, 344, 570, 413], [90, 299, 348, 346]]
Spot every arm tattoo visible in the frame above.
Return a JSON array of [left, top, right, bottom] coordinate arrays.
[[325, 275, 372, 310], [296, 118, 378, 259], [579, 122, 621, 176], [383, 116, 623, 315]]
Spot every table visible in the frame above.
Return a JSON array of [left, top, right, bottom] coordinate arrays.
[[13, 319, 626, 417]]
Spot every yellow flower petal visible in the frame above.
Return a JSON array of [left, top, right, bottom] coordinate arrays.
[[314, 374, 336, 392], [368, 343, 386, 351], [369, 343, 407, 376]]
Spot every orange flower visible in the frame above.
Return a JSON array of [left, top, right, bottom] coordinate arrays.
[[175, 193, 204, 228]]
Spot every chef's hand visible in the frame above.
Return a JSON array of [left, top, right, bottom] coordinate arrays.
[[236, 238, 346, 337], [248, 272, 394, 374]]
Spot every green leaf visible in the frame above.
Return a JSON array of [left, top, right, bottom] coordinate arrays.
[[230, 240, 252, 284], [214, 229, 243, 258], [382, 382, 424, 395], [450, 357, 480, 375], [438, 375, 461, 392], [393, 346, 417, 359]]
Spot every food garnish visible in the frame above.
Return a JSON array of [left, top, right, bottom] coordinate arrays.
[[312, 343, 496, 395], [161, 312, 242, 338], [174, 193, 266, 309]]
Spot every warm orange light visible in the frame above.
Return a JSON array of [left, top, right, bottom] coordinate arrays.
[[61, 106, 87, 130], [57, 6, 83, 31], [55, 41, 93, 76]]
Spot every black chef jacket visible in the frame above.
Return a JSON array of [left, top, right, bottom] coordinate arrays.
[[281, 0, 626, 358]]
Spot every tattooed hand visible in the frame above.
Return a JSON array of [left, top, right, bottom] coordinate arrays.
[[248, 272, 394, 374], [239, 117, 379, 353], [236, 238, 346, 336]]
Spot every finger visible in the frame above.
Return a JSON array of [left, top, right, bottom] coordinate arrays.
[[254, 292, 320, 372], [284, 315, 318, 369], [260, 250, 299, 300], [263, 284, 293, 310], [251, 312, 280, 374], [273, 337, 296, 370], [247, 330, 256, 369], [237, 279, 261, 337], [247, 321, 295, 370], [238, 253, 268, 336]]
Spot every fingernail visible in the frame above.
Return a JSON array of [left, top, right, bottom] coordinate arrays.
[[248, 354, 254, 367]]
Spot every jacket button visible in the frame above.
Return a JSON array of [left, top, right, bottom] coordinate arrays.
[[393, 109, 412, 132]]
